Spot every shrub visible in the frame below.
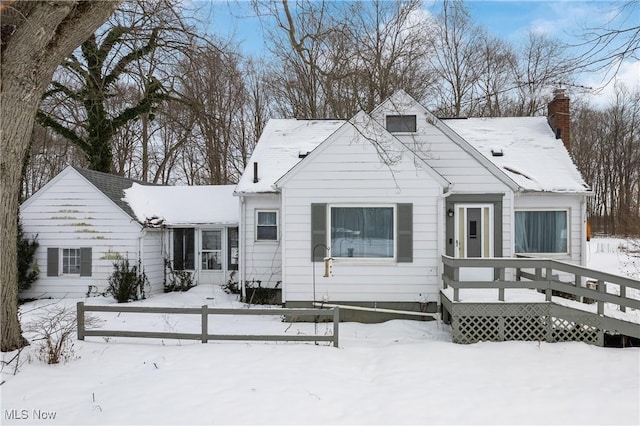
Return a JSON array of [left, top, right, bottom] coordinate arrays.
[[26, 306, 100, 364], [107, 258, 149, 303], [163, 259, 195, 292], [17, 220, 39, 291]]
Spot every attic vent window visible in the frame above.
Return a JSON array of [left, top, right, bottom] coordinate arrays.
[[386, 115, 417, 133], [491, 148, 504, 157]]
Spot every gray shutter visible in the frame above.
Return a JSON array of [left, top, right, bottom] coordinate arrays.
[[397, 203, 413, 263], [311, 203, 327, 262], [80, 247, 92, 277], [47, 248, 59, 276]]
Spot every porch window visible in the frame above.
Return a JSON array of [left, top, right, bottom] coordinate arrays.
[[173, 228, 195, 270], [256, 211, 278, 241], [228, 227, 239, 270], [201, 230, 222, 270], [330, 206, 394, 258], [515, 211, 568, 254], [386, 115, 417, 133]]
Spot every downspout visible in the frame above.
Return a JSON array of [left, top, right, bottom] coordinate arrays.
[[137, 226, 147, 296], [581, 195, 588, 267], [239, 195, 246, 301]]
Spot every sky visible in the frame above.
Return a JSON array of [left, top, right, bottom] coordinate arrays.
[[201, 0, 639, 106]]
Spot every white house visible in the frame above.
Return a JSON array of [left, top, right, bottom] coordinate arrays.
[[234, 90, 590, 315], [19, 166, 238, 299]]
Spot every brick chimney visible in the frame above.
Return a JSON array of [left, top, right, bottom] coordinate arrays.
[[547, 88, 570, 151]]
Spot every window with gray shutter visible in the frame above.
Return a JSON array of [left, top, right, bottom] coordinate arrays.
[[397, 203, 413, 262], [311, 204, 327, 261], [80, 247, 92, 276], [47, 248, 59, 276]]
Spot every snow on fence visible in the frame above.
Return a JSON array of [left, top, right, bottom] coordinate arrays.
[[76, 303, 339, 347]]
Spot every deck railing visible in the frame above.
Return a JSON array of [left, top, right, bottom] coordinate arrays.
[[77, 303, 339, 347], [441, 255, 640, 315]]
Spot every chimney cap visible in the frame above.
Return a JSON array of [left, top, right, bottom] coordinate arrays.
[[553, 88, 567, 99]]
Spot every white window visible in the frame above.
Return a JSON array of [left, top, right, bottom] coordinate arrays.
[[62, 248, 81, 274], [515, 210, 568, 254], [330, 206, 394, 258], [256, 211, 278, 241], [386, 115, 417, 133]]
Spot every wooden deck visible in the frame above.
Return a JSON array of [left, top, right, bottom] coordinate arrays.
[[440, 256, 640, 346]]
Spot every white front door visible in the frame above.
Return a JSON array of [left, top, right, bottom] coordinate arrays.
[[199, 229, 224, 285], [454, 204, 494, 281]]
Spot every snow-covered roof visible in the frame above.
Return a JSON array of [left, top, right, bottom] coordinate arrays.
[[124, 184, 238, 226], [443, 117, 590, 193], [235, 119, 345, 194]]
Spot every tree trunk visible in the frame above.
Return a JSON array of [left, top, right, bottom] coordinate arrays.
[[1, 0, 119, 352]]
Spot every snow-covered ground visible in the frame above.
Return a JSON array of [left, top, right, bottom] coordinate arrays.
[[1, 237, 639, 425]]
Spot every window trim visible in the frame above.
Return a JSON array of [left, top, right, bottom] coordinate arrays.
[[256, 210, 279, 242], [514, 209, 570, 255], [62, 248, 81, 275], [328, 204, 397, 262], [385, 114, 417, 133]]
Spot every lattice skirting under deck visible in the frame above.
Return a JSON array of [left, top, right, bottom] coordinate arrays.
[[445, 302, 604, 346]]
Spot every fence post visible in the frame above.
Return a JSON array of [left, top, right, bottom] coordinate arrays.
[[333, 307, 339, 348], [77, 302, 85, 341], [597, 280, 605, 315], [545, 267, 553, 302], [575, 274, 583, 303], [498, 267, 505, 301], [201, 305, 208, 343], [620, 285, 626, 312], [453, 265, 460, 302]]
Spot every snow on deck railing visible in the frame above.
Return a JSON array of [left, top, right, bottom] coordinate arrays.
[[441, 255, 640, 318]]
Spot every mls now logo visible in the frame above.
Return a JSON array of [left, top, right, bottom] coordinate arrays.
[[5, 409, 57, 420]]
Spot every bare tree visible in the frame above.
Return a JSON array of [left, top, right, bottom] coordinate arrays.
[[572, 85, 640, 235], [1, 0, 119, 352], [572, 1, 639, 86], [343, 0, 437, 113], [428, 0, 484, 117], [508, 31, 576, 116]]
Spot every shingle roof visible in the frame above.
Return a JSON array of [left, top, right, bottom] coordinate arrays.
[[442, 117, 590, 193], [73, 167, 157, 220]]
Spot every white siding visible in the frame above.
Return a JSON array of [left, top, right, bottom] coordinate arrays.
[[372, 102, 511, 193], [142, 229, 165, 294], [513, 192, 586, 264], [279, 125, 445, 304], [19, 168, 144, 299], [240, 194, 282, 288]]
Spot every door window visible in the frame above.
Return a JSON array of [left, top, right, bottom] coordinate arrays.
[[202, 230, 222, 270]]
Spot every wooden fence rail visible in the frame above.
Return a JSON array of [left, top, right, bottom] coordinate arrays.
[[77, 303, 339, 347]]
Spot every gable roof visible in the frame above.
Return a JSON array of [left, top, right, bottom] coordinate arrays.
[[235, 119, 345, 194], [443, 117, 590, 193], [123, 184, 239, 226], [372, 91, 521, 191], [72, 166, 155, 219], [275, 111, 450, 189]]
